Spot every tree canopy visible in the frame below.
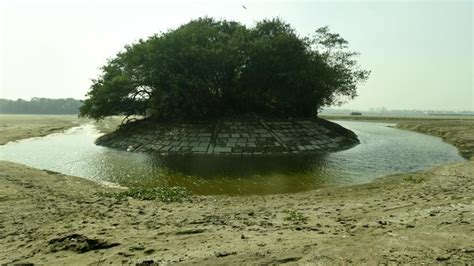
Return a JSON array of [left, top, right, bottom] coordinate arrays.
[[80, 18, 369, 121]]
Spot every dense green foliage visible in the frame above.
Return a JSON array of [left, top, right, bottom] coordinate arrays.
[[80, 18, 369, 120], [0, 98, 82, 114]]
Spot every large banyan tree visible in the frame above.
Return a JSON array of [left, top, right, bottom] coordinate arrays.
[[80, 18, 369, 121]]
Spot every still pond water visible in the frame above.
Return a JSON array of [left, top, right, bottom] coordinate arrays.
[[0, 121, 464, 195]]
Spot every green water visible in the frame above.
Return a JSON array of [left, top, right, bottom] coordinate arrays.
[[0, 121, 465, 195]]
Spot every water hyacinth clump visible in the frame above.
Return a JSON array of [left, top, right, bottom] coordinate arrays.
[[98, 187, 191, 202]]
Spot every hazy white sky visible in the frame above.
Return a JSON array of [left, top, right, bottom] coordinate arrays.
[[0, 0, 472, 111]]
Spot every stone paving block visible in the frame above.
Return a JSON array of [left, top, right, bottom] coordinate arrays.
[[170, 147, 181, 152], [207, 146, 214, 154], [191, 146, 208, 152], [247, 143, 256, 148], [214, 147, 232, 153], [181, 147, 192, 152], [328, 143, 338, 148], [160, 146, 171, 151], [198, 142, 209, 147], [303, 145, 313, 150], [141, 144, 154, 150], [152, 145, 163, 150], [226, 143, 236, 148]]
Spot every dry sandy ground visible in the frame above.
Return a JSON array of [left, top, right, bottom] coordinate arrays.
[[0, 115, 82, 145], [0, 116, 473, 264], [0, 115, 122, 145]]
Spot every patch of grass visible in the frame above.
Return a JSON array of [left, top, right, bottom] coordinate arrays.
[[283, 209, 308, 224], [403, 174, 425, 184], [97, 187, 191, 203], [43, 169, 63, 175]]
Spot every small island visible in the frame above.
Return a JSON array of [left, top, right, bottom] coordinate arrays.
[[80, 18, 369, 156]]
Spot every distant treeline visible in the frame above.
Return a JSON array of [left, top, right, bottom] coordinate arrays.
[[0, 98, 83, 114], [322, 108, 474, 116]]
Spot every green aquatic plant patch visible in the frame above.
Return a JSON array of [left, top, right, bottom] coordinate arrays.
[[283, 209, 309, 224], [98, 187, 191, 203]]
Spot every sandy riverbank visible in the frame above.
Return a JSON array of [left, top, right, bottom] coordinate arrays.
[[0, 116, 473, 264], [396, 120, 474, 159], [0, 115, 82, 145], [321, 114, 474, 160], [0, 115, 122, 145]]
